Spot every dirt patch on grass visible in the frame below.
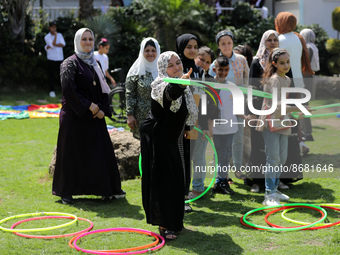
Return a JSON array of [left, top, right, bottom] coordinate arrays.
[[38, 174, 51, 183], [251, 243, 281, 252], [312, 118, 340, 130], [303, 240, 324, 246]]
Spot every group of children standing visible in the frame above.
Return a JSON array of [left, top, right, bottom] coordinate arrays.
[[177, 27, 312, 208]]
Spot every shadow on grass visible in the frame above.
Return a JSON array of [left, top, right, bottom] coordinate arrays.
[[55, 197, 145, 220], [167, 228, 243, 255], [232, 179, 336, 202]]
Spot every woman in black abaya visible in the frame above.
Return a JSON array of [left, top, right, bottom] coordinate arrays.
[[140, 51, 198, 240], [52, 28, 125, 204]]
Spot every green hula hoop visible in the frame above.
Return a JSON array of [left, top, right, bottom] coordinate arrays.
[[139, 127, 218, 204], [0, 212, 78, 233], [242, 203, 327, 231], [281, 203, 340, 226]]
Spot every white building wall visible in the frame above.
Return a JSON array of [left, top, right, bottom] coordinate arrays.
[[274, 0, 339, 38], [275, 0, 300, 21], [302, 0, 339, 39]]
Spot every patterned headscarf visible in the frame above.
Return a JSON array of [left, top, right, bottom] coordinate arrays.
[[74, 28, 110, 93], [255, 30, 279, 69], [151, 51, 198, 126]]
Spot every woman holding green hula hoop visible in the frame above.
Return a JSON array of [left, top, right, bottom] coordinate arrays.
[[139, 51, 198, 240]]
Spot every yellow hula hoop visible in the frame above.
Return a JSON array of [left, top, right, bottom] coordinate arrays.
[[281, 204, 340, 226], [0, 212, 78, 232]]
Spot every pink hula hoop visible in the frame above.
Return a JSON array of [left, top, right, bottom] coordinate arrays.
[[11, 216, 93, 239], [72, 227, 165, 255]]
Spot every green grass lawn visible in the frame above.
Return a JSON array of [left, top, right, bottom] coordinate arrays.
[[0, 92, 340, 254]]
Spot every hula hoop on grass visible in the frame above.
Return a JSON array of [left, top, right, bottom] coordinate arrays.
[[280, 204, 340, 229], [241, 203, 327, 231], [138, 127, 218, 203], [69, 228, 160, 252], [0, 212, 78, 233], [264, 205, 326, 230], [11, 216, 93, 239], [239, 206, 319, 231], [72, 228, 165, 255]]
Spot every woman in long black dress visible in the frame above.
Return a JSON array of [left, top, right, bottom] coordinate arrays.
[[140, 51, 198, 240], [175, 34, 204, 212], [52, 28, 125, 204]]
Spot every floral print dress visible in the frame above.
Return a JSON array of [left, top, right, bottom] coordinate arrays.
[[125, 71, 154, 139]]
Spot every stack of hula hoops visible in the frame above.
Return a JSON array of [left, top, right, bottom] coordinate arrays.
[[241, 203, 340, 231], [0, 212, 165, 254]]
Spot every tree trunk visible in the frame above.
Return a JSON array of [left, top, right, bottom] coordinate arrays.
[[3, 0, 29, 44], [79, 0, 94, 20]]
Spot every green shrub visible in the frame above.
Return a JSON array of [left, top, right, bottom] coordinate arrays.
[[84, 15, 120, 49], [33, 15, 85, 59], [218, 2, 275, 56], [327, 55, 340, 74], [332, 6, 340, 32], [326, 38, 340, 54]]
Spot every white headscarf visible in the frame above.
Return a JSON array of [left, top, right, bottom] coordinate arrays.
[[254, 30, 279, 69], [126, 37, 160, 79], [74, 28, 110, 93], [151, 51, 198, 126], [300, 28, 320, 72]]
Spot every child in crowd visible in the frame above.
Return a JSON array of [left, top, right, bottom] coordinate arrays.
[[233, 44, 253, 68], [257, 48, 301, 206], [188, 46, 216, 199], [209, 31, 249, 184], [94, 38, 116, 88], [211, 55, 240, 195]]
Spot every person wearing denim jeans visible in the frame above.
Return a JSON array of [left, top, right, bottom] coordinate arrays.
[[191, 125, 209, 193], [232, 116, 245, 172], [210, 55, 240, 195], [262, 128, 288, 195], [212, 133, 235, 195]]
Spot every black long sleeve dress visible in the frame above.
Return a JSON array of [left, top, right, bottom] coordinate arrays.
[[52, 54, 122, 198], [140, 83, 188, 231]]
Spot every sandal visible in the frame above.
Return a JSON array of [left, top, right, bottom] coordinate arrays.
[[159, 227, 177, 240], [227, 178, 234, 185]]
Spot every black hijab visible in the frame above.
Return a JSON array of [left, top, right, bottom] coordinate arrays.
[[175, 34, 203, 79]]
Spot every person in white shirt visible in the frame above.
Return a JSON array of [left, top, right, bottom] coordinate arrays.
[[44, 21, 66, 98], [94, 38, 116, 88]]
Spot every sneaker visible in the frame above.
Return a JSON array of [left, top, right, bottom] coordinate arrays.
[[112, 190, 126, 199], [49, 91, 56, 98], [299, 141, 310, 156], [61, 196, 74, 205], [250, 184, 260, 193], [184, 203, 193, 213], [278, 181, 289, 190], [275, 190, 289, 201], [188, 190, 203, 200], [262, 195, 281, 206], [212, 182, 235, 195]]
